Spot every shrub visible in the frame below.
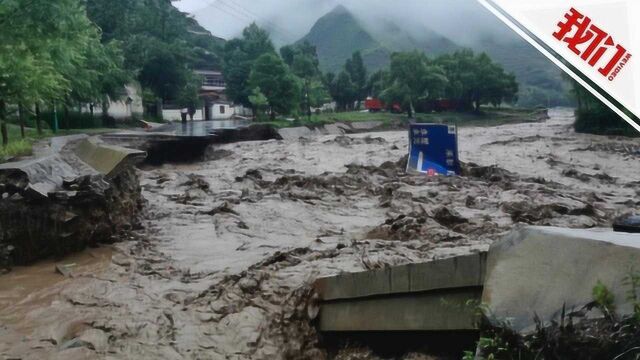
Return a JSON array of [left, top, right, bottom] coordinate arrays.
[[575, 105, 638, 137]]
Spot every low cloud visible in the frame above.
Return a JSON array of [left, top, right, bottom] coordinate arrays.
[[174, 0, 515, 46]]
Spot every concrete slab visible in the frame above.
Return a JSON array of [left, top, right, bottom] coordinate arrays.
[[315, 253, 487, 301], [277, 126, 314, 141], [314, 253, 486, 332], [323, 123, 346, 135], [319, 288, 482, 331], [0, 155, 79, 195], [482, 226, 640, 333], [349, 121, 384, 131], [74, 137, 146, 179]]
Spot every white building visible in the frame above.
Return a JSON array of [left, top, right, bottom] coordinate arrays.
[[82, 83, 144, 120], [195, 70, 226, 92], [87, 70, 243, 122]]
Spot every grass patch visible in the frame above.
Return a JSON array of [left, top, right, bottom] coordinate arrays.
[[0, 139, 34, 159], [0, 124, 116, 162], [466, 278, 640, 360], [258, 107, 545, 129]]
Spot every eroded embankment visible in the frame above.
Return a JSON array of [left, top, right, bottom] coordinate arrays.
[[0, 137, 145, 269]]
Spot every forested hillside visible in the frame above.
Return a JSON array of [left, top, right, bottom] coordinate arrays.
[[87, 0, 225, 105], [297, 5, 571, 107]]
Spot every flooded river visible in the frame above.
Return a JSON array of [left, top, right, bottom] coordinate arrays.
[[1, 109, 638, 359], [0, 247, 113, 330]]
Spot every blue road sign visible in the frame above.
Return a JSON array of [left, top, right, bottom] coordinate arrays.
[[407, 123, 460, 176]]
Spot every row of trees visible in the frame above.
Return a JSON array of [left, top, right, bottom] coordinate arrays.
[[0, 0, 127, 144], [329, 49, 519, 117], [222, 24, 519, 120], [222, 24, 330, 120], [0, 0, 223, 146], [325, 52, 368, 111]]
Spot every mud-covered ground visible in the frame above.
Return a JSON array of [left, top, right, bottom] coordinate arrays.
[[1, 108, 638, 359]]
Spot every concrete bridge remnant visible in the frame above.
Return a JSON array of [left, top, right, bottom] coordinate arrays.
[[312, 226, 640, 341]]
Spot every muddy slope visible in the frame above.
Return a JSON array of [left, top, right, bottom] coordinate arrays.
[[0, 109, 638, 359]]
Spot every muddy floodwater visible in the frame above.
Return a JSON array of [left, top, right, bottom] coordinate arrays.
[[1, 108, 638, 359]]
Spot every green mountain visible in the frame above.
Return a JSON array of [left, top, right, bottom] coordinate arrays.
[[366, 19, 459, 57], [298, 5, 458, 73], [296, 5, 571, 106], [471, 34, 571, 107], [297, 5, 382, 72]]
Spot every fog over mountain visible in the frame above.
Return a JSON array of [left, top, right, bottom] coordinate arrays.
[[173, 0, 516, 47], [174, 0, 571, 107]]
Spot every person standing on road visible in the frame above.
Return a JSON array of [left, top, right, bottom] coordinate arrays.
[[180, 108, 188, 123], [188, 105, 196, 121]]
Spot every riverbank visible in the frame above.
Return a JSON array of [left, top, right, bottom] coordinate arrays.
[[0, 124, 121, 162], [257, 107, 548, 129], [0, 108, 638, 359]]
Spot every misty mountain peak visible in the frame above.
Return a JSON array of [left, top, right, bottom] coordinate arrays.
[[327, 4, 350, 16], [297, 5, 458, 73]]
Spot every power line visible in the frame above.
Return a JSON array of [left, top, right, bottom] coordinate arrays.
[[219, 0, 295, 40], [218, 0, 293, 40], [199, 0, 295, 42]]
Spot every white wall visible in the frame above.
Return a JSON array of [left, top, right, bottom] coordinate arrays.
[[81, 84, 144, 120], [234, 104, 253, 117], [210, 103, 235, 120]]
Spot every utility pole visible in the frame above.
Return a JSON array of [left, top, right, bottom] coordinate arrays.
[[306, 80, 311, 123], [35, 103, 42, 135], [52, 102, 59, 133]]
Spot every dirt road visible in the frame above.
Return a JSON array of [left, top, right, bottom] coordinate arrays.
[[1, 108, 638, 359]]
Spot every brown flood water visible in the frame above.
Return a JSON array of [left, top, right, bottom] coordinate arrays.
[[0, 108, 638, 359], [0, 246, 112, 331]]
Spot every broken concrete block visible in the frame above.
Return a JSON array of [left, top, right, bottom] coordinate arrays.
[[349, 121, 384, 131], [55, 264, 74, 278], [74, 137, 146, 179], [314, 252, 487, 331], [24, 182, 55, 200], [277, 127, 314, 141], [482, 226, 640, 333]]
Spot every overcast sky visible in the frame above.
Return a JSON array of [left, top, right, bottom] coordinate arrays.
[[173, 0, 513, 46]]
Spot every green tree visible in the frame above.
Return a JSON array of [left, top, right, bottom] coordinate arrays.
[[248, 53, 300, 120], [223, 24, 275, 108], [87, 0, 223, 118], [435, 50, 518, 112], [69, 39, 131, 127], [382, 51, 447, 117], [308, 80, 331, 109], [331, 71, 357, 111], [367, 70, 389, 98], [568, 79, 637, 136], [139, 47, 190, 103], [248, 87, 269, 121], [345, 51, 368, 106], [0, 0, 102, 143], [282, 42, 323, 119]]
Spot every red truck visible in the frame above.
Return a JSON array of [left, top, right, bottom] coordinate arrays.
[[365, 98, 402, 113], [365, 98, 384, 112]]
